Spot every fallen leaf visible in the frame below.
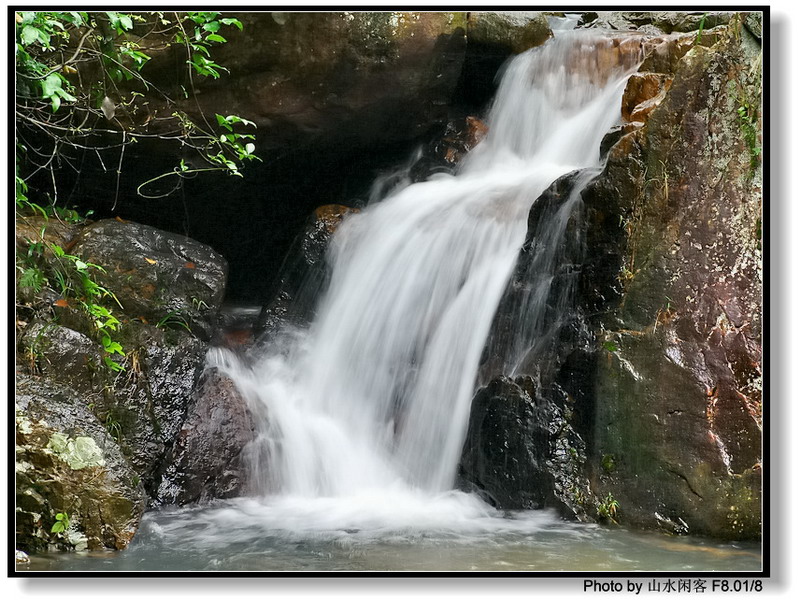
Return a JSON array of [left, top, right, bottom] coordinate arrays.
[[53, 299, 69, 308], [115, 216, 127, 223], [184, 262, 196, 269], [144, 258, 157, 265]]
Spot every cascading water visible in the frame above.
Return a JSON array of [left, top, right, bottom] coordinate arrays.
[[210, 31, 642, 529]]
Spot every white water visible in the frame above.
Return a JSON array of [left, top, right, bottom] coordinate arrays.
[[211, 33, 642, 528]]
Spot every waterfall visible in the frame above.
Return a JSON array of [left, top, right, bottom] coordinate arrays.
[[212, 32, 642, 508]]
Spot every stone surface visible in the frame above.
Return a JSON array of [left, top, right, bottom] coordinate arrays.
[[146, 12, 469, 152], [18, 320, 104, 396], [106, 322, 207, 494], [71, 219, 228, 341], [15, 218, 219, 546], [15, 375, 146, 553], [466, 12, 552, 53], [578, 16, 762, 539], [154, 368, 256, 505], [459, 376, 592, 519], [475, 15, 762, 540], [621, 72, 673, 123], [255, 204, 359, 343], [580, 11, 733, 34]]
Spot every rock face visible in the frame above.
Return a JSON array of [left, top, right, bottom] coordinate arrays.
[[154, 367, 256, 505], [467, 12, 552, 53], [460, 376, 592, 519], [255, 204, 359, 343], [108, 323, 207, 493], [579, 16, 762, 540], [157, 12, 470, 151], [580, 11, 733, 34], [15, 375, 147, 553], [71, 219, 228, 341]]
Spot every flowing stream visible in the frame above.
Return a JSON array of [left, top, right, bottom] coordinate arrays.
[[24, 30, 762, 573]]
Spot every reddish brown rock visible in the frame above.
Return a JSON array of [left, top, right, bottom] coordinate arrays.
[[579, 16, 762, 539], [621, 72, 673, 123]]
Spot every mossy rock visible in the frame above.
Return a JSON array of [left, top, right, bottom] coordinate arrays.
[[16, 375, 146, 553]]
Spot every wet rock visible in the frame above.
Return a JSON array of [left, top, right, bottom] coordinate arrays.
[[578, 18, 762, 539], [459, 376, 592, 518], [638, 28, 727, 75], [15, 375, 146, 553], [71, 219, 228, 341], [408, 115, 490, 181], [18, 320, 105, 397], [466, 12, 552, 54], [599, 122, 644, 159], [154, 367, 256, 505], [255, 204, 359, 343], [105, 321, 206, 494]]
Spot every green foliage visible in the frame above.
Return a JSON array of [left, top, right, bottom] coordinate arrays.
[[16, 224, 126, 374], [597, 493, 620, 523], [50, 512, 70, 534], [737, 101, 762, 176], [601, 454, 617, 473], [602, 340, 618, 353], [15, 11, 258, 206], [15, 11, 255, 374], [695, 13, 707, 44], [155, 310, 191, 333]]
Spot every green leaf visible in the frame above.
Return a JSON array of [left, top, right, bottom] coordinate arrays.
[[106, 11, 133, 34], [41, 73, 63, 97], [104, 356, 125, 372], [206, 33, 227, 43], [220, 17, 243, 30], [203, 20, 221, 33], [19, 268, 45, 291], [21, 25, 46, 46], [190, 43, 210, 56], [602, 341, 618, 353]]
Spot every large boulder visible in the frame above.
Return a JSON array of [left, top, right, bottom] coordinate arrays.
[[466, 12, 552, 54], [104, 322, 207, 495], [16, 217, 225, 546], [71, 219, 228, 341], [472, 14, 762, 540], [578, 15, 762, 539], [154, 367, 256, 505], [16, 375, 146, 553], [459, 376, 592, 519]]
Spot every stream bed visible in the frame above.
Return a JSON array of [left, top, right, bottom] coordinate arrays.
[[21, 496, 760, 573]]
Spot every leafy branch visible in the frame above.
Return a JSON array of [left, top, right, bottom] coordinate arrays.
[[15, 11, 258, 210]]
